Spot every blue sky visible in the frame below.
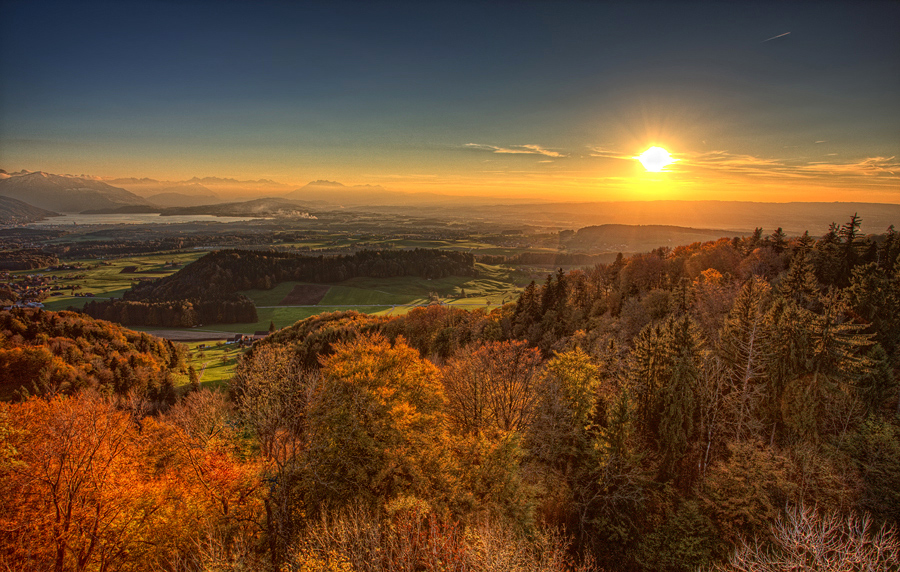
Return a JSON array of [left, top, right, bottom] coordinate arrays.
[[1, 0, 898, 201]]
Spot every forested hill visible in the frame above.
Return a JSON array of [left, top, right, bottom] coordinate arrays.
[[563, 224, 732, 252], [83, 248, 477, 326], [126, 248, 476, 302], [0, 308, 184, 401], [0, 195, 59, 224]]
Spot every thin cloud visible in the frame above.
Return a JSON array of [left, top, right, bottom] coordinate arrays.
[[686, 150, 900, 181], [762, 32, 791, 43], [588, 146, 631, 160], [464, 143, 565, 158]]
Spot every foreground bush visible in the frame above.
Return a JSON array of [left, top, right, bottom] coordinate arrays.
[[707, 505, 899, 572], [281, 504, 600, 572]]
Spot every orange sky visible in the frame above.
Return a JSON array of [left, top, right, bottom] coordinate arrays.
[[1, 1, 898, 203]]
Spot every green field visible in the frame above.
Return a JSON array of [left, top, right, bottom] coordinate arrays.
[[17, 254, 523, 337], [181, 340, 246, 390], [34, 251, 207, 311]]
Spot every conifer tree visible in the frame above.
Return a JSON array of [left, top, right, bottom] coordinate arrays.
[[839, 213, 862, 276], [795, 230, 814, 254], [812, 222, 843, 287], [769, 227, 787, 253], [719, 277, 771, 441], [855, 344, 896, 416], [627, 316, 703, 481], [878, 225, 898, 274], [761, 299, 813, 443], [778, 251, 819, 309], [779, 290, 873, 442], [657, 315, 703, 483]]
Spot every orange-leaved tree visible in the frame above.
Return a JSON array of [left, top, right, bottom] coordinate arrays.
[[0, 392, 162, 571], [0, 391, 264, 572]]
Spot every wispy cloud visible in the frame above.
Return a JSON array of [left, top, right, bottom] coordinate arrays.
[[587, 146, 632, 160], [464, 143, 564, 158], [762, 31, 791, 43], [686, 150, 900, 180]]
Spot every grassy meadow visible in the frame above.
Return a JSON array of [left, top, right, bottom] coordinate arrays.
[[35, 251, 207, 311], [181, 340, 245, 390]]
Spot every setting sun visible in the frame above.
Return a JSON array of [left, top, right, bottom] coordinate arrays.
[[636, 147, 677, 172]]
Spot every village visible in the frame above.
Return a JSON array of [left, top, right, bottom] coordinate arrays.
[[0, 269, 92, 309]]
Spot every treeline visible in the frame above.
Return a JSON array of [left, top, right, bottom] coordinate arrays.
[[476, 252, 618, 266], [0, 308, 185, 401], [0, 248, 58, 270], [83, 248, 477, 327], [82, 296, 259, 328], [42, 232, 297, 258]]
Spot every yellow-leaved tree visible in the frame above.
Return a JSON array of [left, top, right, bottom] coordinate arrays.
[[302, 334, 450, 511]]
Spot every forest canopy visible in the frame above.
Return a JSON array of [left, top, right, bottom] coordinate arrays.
[[2, 216, 899, 571]]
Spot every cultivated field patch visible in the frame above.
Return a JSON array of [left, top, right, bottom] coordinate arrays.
[[279, 283, 330, 305]]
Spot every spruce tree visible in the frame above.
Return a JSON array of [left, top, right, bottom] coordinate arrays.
[[627, 316, 703, 482], [719, 277, 771, 441], [778, 251, 819, 308], [769, 227, 787, 253]]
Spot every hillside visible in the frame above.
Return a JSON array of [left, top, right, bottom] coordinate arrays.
[[0, 171, 149, 213], [159, 197, 316, 217], [0, 195, 59, 224], [4, 216, 900, 572], [128, 248, 475, 301], [563, 224, 736, 253], [0, 308, 184, 400]]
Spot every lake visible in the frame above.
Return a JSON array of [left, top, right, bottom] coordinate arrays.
[[26, 213, 263, 227]]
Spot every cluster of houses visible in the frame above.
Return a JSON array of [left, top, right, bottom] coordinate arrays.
[[48, 263, 86, 271], [193, 332, 270, 351], [0, 269, 99, 310], [1, 272, 52, 306], [229, 331, 271, 347]]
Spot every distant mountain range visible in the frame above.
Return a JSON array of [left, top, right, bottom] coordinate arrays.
[[0, 170, 475, 212], [284, 180, 390, 205], [107, 176, 293, 199], [0, 171, 149, 213], [1, 169, 897, 235]]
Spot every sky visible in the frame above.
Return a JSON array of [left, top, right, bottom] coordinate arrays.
[[1, 0, 898, 202]]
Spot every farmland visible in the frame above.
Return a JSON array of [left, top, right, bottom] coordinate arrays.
[[14, 247, 526, 337]]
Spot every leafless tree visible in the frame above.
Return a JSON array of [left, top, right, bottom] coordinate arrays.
[[706, 505, 900, 572]]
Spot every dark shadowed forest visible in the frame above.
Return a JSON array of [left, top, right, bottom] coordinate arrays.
[[81, 248, 476, 327], [1, 215, 899, 571]]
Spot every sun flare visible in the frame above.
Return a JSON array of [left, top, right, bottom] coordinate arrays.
[[635, 146, 677, 172]]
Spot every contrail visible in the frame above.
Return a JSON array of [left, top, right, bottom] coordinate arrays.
[[762, 32, 791, 42]]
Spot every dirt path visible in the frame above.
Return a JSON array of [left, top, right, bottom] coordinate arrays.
[[142, 329, 239, 341]]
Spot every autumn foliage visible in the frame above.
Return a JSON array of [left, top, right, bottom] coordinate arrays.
[[1, 216, 899, 571]]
